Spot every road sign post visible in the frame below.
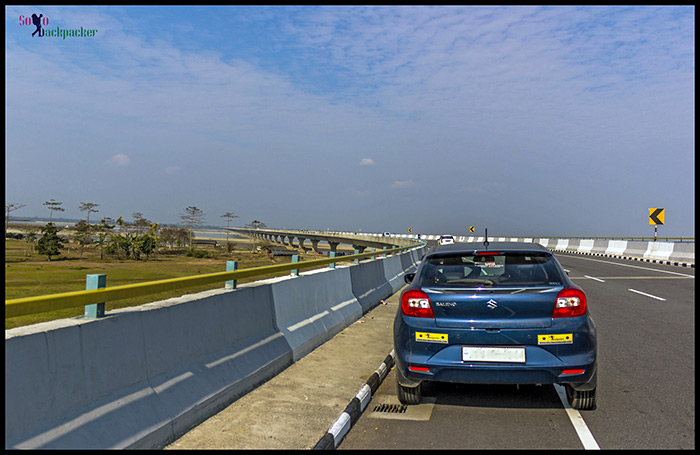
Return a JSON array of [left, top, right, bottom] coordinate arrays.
[[649, 208, 665, 241]]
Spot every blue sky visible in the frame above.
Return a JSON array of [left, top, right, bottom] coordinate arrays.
[[5, 5, 695, 237]]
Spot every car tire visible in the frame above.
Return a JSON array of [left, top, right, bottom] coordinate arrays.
[[397, 377, 422, 405], [565, 384, 596, 410]]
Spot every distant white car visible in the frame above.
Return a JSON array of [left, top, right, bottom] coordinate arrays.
[[438, 235, 455, 245], [383, 232, 391, 237]]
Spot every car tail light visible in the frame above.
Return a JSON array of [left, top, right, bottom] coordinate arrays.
[[409, 366, 430, 372], [401, 289, 434, 318], [553, 287, 587, 318]]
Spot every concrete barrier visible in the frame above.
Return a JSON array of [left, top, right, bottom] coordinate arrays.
[[644, 241, 676, 261], [590, 240, 609, 255], [566, 239, 581, 252], [270, 267, 362, 362], [381, 255, 405, 293], [669, 242, 695, 264], [623, 241, 649, 259], [400, 249, 414, 273], [605, 240, 628, 256], [578, 239, 595, 253], [542, 238, 693, 266], [349, 259, 393, 314], [6, 285, 293, 449]]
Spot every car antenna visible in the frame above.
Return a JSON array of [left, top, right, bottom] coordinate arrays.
[[483, 228, 489, 249]]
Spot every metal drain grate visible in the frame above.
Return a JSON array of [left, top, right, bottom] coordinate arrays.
[[372, 403, 408, 414]]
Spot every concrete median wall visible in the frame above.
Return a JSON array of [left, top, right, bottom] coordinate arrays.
[[447, 236, 693, 266], [5, 285, 293, 449], [381, 255, 406, 293], [391, 231, 692, 266], [270, 267, 362, 362], [5, 247, 425, 449], [548, 239, 694, 266], [349, 259, 394, 314]]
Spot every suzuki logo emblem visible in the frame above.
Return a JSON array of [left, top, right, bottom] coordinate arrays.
[[486, 299, 498, 309]]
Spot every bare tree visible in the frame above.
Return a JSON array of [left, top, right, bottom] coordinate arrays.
[[131, 212, 150, 234], [180, 206, 205, 248], [221, 211, 239, 245], [43, 199, 65, 222], [5, 203, 26, 238], [79, 202, 100, 225], [245, 220, 267, 229]]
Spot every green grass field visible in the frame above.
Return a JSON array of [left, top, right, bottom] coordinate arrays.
[[5, 237, 307, 330]]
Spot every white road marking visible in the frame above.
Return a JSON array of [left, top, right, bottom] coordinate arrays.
[[553, 384, 600, 450], [628, 289, 666, 301], [584, 275, 605, 282]]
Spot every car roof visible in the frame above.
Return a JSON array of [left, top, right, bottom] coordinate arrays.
[[430, 241, 550, 255]]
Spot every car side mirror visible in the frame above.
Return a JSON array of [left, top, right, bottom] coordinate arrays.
[[404, 273, 415, 284]]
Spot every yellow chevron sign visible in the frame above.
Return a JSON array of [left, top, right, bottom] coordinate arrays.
[[649, 208, 665, 225]]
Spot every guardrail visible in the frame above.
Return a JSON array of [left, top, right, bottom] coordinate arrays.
[[5, 242, 424, 319]]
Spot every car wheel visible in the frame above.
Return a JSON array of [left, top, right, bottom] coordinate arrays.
[[565, 384, 596, 410], [396, 377, 422, 405]]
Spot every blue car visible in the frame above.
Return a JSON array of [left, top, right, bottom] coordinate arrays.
[[394, 241, 596, 410]]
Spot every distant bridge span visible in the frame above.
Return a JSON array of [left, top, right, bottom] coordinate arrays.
[[230, 228, 412, 254]]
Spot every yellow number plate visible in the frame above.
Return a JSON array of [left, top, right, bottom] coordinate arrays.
[[537, 334, 573, 345], [415, 332, 448, 344]]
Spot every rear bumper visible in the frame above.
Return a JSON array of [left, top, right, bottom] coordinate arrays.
[[396, 355, 597, 389], [394, 315, 597, 389]]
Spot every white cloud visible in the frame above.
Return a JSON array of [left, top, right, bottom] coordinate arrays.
[[110, 154, 129, 166], [359, 158, 375, 166], [392, 180, 414, 189]]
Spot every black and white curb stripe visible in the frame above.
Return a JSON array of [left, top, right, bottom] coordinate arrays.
[[313, 350, 395, 450], [553, 249, 695, 268]]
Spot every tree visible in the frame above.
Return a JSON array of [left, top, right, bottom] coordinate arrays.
[[180, 206, 205, 249], [36, 222, 64, 261], [135, 234, 157, 260], [19, 225, 39, 257], [94, 217, 115, 259], [131, 212, 150, 234], [221, 211, 239, 245], [43, 199, 65, 222], [73, 220, 92, 258], [79, 202, 99, 225], [246, 220, 267, 229], [159, 225, 189, 249], [5, 203, 26, 238]]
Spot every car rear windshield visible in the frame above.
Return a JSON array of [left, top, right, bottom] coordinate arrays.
[[420, 251, 563, 288]]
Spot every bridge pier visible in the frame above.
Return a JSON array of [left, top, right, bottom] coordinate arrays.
[[352, 244, 367, 254]]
